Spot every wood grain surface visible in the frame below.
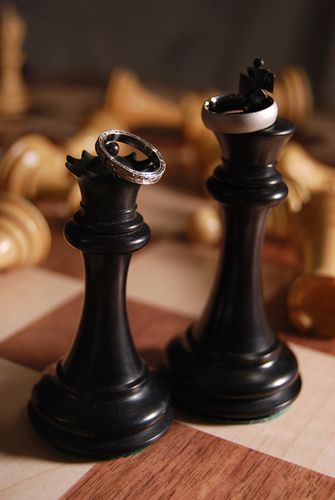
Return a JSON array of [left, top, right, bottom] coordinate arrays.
[[0, 267, 81, 343], [62, 422, 335, 500]]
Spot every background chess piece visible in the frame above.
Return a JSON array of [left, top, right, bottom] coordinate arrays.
[[0, 105, 124, 202], [278, 142, 335, 208], [166, 61, 301, 420], [0, 3, 30, 116], [29, 130, 172, 457], [185, 203, 221, 245], [288, 191, 335, 338], [0, 64, 313, 206], [0, 134, 74, 199], [264, 142, 335, 338], [64, 108, 125, 156], [0, 192, 51, 270], [273, 66, 313, 127], [180, 92, 221, 174], [65, 183, 81, 214], [104, 67, 183, 129]]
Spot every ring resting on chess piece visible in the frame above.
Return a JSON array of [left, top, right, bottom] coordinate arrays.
[[202, 94, 278, 134], [95, 130, 166, 184]]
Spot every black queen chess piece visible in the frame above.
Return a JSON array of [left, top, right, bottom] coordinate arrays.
[[28, 130, 172, 457], [165, 60, 302, 420]]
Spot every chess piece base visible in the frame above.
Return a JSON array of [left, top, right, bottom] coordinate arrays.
[[166, 329, 301, 420], [29, 362, 172, 458]]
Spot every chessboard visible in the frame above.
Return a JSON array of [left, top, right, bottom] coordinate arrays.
[[0, 183, 334, 499]]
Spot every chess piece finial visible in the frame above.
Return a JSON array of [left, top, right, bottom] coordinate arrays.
[[0, 192, 51, 270], [203, 60, 278, 135], [238, 58, 275, 111], [166, 61, 301, 420], [0, 2, 30, 115], [29, 130, 171, 457]]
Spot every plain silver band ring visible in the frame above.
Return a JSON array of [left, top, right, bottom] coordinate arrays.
[[95, 130, 166, 185], [202, 94, 278, 134]]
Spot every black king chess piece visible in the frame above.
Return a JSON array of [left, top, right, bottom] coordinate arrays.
[[165, 60, 302, 420], [28, 130, 172, 456]]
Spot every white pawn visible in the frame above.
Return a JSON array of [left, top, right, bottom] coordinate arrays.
[[0, 3, 30, 115], [0, 192, 51, 270]]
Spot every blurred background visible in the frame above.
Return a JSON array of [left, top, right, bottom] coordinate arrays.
[[11, 0, 335, 108], [0, 0, 334, 340]]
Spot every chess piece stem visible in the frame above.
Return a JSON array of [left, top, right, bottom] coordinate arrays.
[[29, 130, 172, 457]]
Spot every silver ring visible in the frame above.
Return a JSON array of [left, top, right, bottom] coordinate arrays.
[[95, 130, 166, 185], [202, 93, 278, 134]]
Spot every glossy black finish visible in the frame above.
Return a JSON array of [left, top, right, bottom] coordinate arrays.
[[29, 143, 172, 457], [166, 118, 302, 420]]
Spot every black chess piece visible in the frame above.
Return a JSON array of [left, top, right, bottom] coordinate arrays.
[[165, 61, 302, 421], [28, 130, 172, 457]]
